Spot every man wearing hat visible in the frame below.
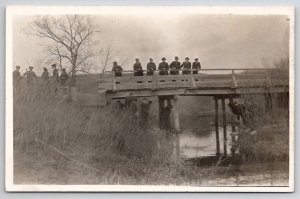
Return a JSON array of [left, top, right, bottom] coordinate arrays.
[[192, 58, 201, 74], [23, 66, 37, 86], [41, 67, 50, 81], [112, 61, 123, 77], [51, 64, 59, 82], [158, 57, 169, 75], [169, 56, 181, 75], [13, 65, 21, 88], [181, 57, 192, 75], [146, 58, 156, 76], [133, 58, 144, 76], [51, 64, 59, 93]]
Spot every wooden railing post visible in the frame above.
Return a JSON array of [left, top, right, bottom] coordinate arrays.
[[231, 69, 238, 88], [173, 95, 180, 131], [190, 71, 196, 88], [152, 71, 157, 90]]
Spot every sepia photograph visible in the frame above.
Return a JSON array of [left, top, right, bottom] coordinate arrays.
[[6, 6, 294, 192]]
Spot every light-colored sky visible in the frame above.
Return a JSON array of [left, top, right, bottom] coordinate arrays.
[[13, 14, 289, 75]]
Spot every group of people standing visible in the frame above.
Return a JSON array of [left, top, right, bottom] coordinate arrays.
[[13, 64, 69, 89], [112, 56, 201, 76]]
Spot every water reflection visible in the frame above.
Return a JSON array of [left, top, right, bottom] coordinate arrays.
[[180, 127, 233, 158]]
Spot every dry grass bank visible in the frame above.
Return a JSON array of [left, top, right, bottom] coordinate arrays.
[[13, 81, 209, 185]]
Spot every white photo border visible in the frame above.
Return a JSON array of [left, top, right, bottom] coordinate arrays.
[[5, 5, 295, 192]]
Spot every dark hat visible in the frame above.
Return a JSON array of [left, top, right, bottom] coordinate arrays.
[[194, 58, 199, 61], [29, 66, 33, 69], [51, 64, 56, 67], [135, 58, 139, 61], [113, 61, 117, 64], [16, 65, 20, 69], [175, 56, 179, 60], [185, 57, 189, 60], [149, 58, 153, 60], [162, 57, 166, 60]]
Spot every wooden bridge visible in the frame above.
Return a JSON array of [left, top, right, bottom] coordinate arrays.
[[73, 68, 289, 157], [98, 68, 288, 98]]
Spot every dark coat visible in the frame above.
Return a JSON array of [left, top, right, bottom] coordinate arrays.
[[13, 70, 21, 80], [112, 65, 123, 76], [133, 62, 143, 76], [170, 61, 181, 75], [60, 72, 69, 86], [41, 71, 49, 80], [146, 62, 156, 76], [52, 69, 59, 81], [158, 62, 169, 75], [23, 71, 37, 84], [60, 72, 68, 80], [13, 70, 21, 87], [192, 62, 201, 74], [181, 61, 191, 74]]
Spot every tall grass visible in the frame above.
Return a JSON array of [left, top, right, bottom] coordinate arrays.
[[14, 79, 164, 156], [236, 55, 289, 163], [13, 78, 210, 185]]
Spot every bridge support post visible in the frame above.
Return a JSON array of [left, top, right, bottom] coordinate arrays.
[[172, 95, 180, 132], [158, 96, 164, 129], [264, 93, 273, 113], [229, 97, 236, 156], [221, 96, 227, 157], [214, 96, 220, 157]]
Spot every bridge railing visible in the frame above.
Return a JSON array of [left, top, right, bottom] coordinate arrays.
[[99, 68, 288, 92]]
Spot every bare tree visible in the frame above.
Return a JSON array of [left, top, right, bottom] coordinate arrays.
[[29, 15, 100, 85], [98, 41, 129, 75]]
